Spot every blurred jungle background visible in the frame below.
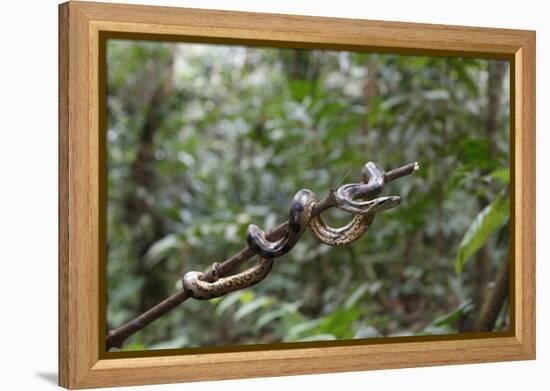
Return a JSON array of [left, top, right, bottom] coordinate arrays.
[[106, 40, 510, 351]]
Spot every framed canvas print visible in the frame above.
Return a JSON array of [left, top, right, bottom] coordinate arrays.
[[58, 1, 535, 389]]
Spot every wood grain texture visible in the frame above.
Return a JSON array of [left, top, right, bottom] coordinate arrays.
[[516, 35, 536, 355], [58, 1, 536, 388], [58, 3, 70, 387]]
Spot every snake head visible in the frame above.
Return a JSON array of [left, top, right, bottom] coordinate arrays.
[[246, 224, 264, 250], [208, 262, 221, 282], [182, 271, 205, 295], [372, 195, 401, 213]]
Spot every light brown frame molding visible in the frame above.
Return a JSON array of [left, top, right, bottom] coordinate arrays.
[[59, 1, 536, 389]]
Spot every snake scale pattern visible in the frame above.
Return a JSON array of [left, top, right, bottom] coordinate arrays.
[[183, 258, 274, 300], [182, 161, 403, 300]]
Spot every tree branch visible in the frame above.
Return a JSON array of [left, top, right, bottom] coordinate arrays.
[[106, 161, 419, 350]]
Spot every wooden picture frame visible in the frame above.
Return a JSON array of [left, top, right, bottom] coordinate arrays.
[[59, 1, 536, 388]]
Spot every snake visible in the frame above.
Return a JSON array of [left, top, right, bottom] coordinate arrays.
[[335, 161, 401, 215], [182, 257, 274, 300], [308, 210, 376, 246], [246, 162, 401, 250], [246, 189, 316, 258], [184, 161, 403, 299]]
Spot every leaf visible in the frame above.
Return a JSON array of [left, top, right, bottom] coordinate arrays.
[[454, 64, 479, 97], [214, 291, 245, 317], [454, 194, 509, 275], [122, 340, 146, 352], [488, 168, 510, 184], [315, 101, 346, 120], [421, 300, 474, 335], [324, 120, 360, 142], [430, 300, 474, 328], [421, 325, 454, 335], [380, 94, 407, 111], [233, 296, 271, 321], [255, 308, 287, 330], [423, 89, 450, 101], [288, 80, 311, 101], [144, 234, 180, 268], [353, 325, 381, 339], [344, 283, 370, 309], [295, 334, 336, 342], [255, 302, 301, 330], [239, 290, 255, 304], [460, 138, 493, 170], [287, 319, 323, 340], [317, 307, 360, 339], [148, 335, 189, 350]]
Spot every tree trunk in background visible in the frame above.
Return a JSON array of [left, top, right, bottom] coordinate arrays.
[[468, 61, 508, 331], [476, 257, 509, 331], [121, 51, 176, 313], [362, 55, 379, 135], [486, 62, 508, 156], [286, 49, 317, 81]]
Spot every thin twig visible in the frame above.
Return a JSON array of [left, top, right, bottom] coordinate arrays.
[[106, 161, 419, 350]]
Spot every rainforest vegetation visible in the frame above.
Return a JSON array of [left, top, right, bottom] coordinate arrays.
[[106, 40, 510, 351]]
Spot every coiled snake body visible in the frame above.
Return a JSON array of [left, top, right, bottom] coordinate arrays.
[[246, 189, 316, 258], [246, 163, 400, 248], [183, 257, 273, 300], [336, 162, 401, 215], [183, 161, 402, 300], [309, 212, 375, 246]]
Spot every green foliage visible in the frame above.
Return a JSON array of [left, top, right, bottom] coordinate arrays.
[[454, 193, 509, 275], [422, 300, 474, 335], [105, 40, 510, 350]]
